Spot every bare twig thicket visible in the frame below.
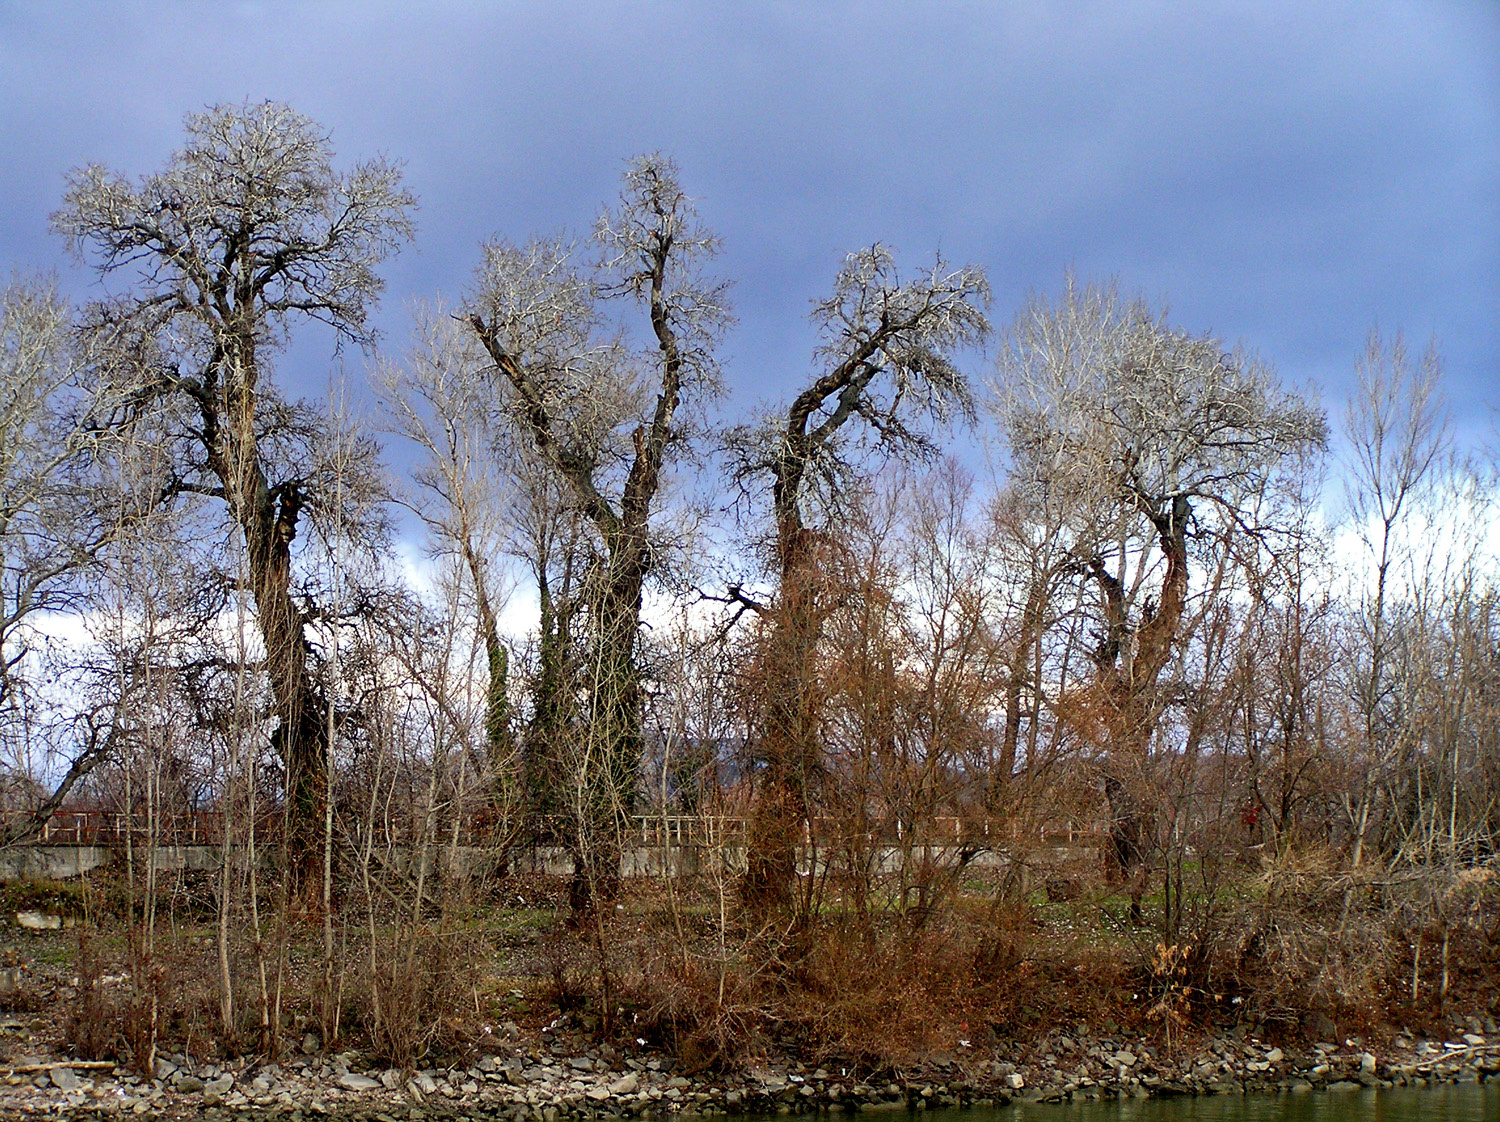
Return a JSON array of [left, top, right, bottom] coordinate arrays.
[[0, 103, 1494, 1073]]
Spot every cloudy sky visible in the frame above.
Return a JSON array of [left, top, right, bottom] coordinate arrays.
[[2, 1, 1497, 449]]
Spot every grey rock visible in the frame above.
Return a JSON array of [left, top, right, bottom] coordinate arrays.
[[609, 1072, 639, 1095], [206, 1075, 234, 1095], [50, 1066, 79, 1091], [176, 1075, 204, 1094], [338, 1072, 383, 1092]]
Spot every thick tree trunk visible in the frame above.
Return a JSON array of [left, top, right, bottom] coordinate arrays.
[[743, 524, 826, 914], [215, 341, 328, 896], [242, 489, 328, 896], [526, 568, 572, 825], [1001, 575, 1048, 787], [1092, 495, 1191, 916], [568, 566, 644, 912], [460, 536, 512, 787]]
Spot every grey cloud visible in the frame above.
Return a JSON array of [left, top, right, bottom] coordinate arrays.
[[1, 0, 1494, 432]]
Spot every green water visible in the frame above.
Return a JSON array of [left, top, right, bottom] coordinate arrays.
[[981, 1082, 1500, 1120]]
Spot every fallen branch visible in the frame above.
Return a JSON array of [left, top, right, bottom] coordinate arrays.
[[1410, 1042, 1500, 1072], [2, 1060, 117, 1074]]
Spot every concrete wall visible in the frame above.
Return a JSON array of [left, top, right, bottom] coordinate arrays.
[[0, 840, 1095, 882], [0, 846, 113, 881], [0, 844, 236, 880]]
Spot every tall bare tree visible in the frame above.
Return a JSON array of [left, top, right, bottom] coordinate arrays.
[[992, 279, 1326, 907], [466, 155, 729, 905], [1338, 332, 1450, 869], [731, 246, 990, 911], [0, 279, 164, 840], [53, 100, 415, 882]]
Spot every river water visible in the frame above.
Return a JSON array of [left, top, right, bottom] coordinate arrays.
[[976, 1082, 1499, 1120]]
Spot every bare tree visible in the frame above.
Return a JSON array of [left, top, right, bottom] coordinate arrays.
[[731, 245, 990, 911], [377, 306, 517, 791], [0, 277, 134, 843], [53, 100, 415, 881], [466, 155, 729, 907], [992, 278, 1326, 913], [1338, 332, 1450, 870]]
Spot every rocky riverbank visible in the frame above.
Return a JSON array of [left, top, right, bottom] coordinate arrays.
[[2, 1021, 1498, 1120]]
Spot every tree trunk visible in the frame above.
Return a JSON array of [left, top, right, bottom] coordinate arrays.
[[1092, 495, 1191, 909], [217, 342, 328, 896], [245, 507, 328, 897], [1001, 574, 1048, 787], [743, 526, 826, 914], [569, 561, 644, 911]]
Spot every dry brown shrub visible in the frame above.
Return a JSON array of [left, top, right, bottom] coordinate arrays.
[[351, 922, 480, 1068], [618, 891, 1140, 1070], [779, 920, 983, 1062], [1218, 845, 1390, 1025], [619, 917, 985, 1068], [65, 931, 121, 1060], [616, 932, 769, 1069], [1214, 846, 1500, 1035]]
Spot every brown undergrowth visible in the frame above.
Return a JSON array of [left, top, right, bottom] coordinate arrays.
[[603, 856, 1500, 1071], [17, 855, 1500, 1077], [612, 891, 1137, 1070]]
